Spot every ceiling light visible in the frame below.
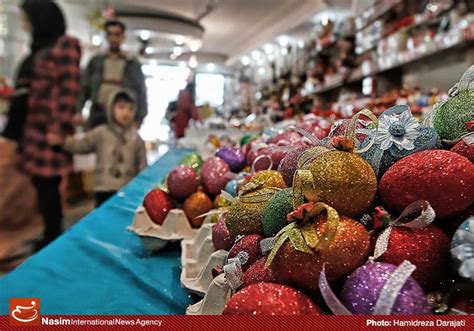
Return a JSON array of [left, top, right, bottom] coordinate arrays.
[[278, 35, 289, 47], [267, 54, 274, 61], [251, 50, 261, 60], [298, 40, 305, 48], [140, 30, 151, 41], [188, 55, 198, 69], [263, 44, 273, 55], [173, 47, 182, 56], [207, 63, 216, 72], [189, 40, 202, 52], [258, 67, 265, 75], [281, 48, 288, 55], [241, 56, 250, 66], [170, 53, 177, 60], [175, 35, 184, 45]]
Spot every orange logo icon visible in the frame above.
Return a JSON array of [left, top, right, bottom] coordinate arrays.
[[9, 298, 41, 326]]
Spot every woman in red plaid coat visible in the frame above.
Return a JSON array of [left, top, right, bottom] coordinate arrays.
[[17, 0, 81, 247]]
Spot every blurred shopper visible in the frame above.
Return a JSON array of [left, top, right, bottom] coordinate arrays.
[[13, 0, 81, 247], [48, 90, 147, 207], [174, 80, 201, 138], [78, 20, 148, 128]]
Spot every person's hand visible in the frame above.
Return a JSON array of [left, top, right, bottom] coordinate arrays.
[[46, 132, 64, 146]]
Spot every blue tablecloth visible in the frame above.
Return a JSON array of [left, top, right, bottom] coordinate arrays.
[[0, 149, 195, 315]]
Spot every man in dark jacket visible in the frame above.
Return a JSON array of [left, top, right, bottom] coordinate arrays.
[[78, 20, 148, 128]]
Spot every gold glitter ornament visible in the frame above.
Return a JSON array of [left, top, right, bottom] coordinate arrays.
[[250, 170, 287, 189], [213, 193, 232, 209], [293, 109, 378, 217], [225, 185, 279, 237], [294, 150, 377, 217]]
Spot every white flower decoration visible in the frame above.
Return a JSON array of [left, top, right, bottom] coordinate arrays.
[[451, 218, 474, 281], [376, 111, 420, 151]]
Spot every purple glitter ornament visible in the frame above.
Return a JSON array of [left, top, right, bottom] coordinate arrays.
[[279, 146, 310, 187], [341, 262, 431, 315], [212, 214, 234, 251], [201, 156, 231, 196], [216, 146, 246, 172]]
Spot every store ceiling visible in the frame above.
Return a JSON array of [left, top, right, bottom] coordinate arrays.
[[61, 0, 352, 63]]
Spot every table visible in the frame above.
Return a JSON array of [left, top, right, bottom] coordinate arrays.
[[0, 149, 195, 315]]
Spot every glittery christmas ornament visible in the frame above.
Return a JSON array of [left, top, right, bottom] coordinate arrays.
[[180, 152, 203, 174], [379, 150, 474, 219], [250, 170, 287, 189], [269, 203, 370, 293], [224, 179, 238, 197], [279, 146, 311, 187], [360, 105, 441, 178], [451, 216, 474, 281], [182, 191, 213, 228], [201, 156, 231, 196], [376, 225, 450, 289], [329, 118, 369, 143], [216, 146, 246, 172], [451, 137, 474, 162], [225, 186, 278, 237], [246, 147, 287, 171], [294, 150, 377, 217], [166, 165, 198, 201], [212, 213, 234, 251], [241, 256, 275, 289], [433, 90, 474, 141], [229, 234, 264, 272], [341, 262, 431, 314], [223, 283, 321, 315], [214, 193, 232, 209], [262, 188, 294, 237], [143, 189, 174, 225], [269, 130, 308, 146]]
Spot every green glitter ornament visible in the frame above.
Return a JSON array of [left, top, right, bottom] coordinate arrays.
[[433, 90, 474, 141], [262, 188, 294, 237], [180, 153, 203, 174], [225, 186, 278, 237]]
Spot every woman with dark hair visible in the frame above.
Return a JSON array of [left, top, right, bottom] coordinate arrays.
[[174, 80, 202, 138], [4, 0, 81, 247]]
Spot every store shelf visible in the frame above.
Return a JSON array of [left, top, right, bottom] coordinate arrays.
[[313, 37, 474, 97], [355, 0, 401, 31]]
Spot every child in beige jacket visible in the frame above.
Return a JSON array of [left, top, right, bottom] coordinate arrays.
[[48, 89, 147, 207]]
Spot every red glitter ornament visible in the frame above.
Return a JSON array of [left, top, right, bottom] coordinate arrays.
[[451, 139, 474, 162], [143, 189, 174, 225], [241, 256, 275, 289], [246, 146, 287, 171], [212, 214, 234, 251], [271, 215, 370, 293], [223, 283, 321, 315], [166, 165, 198, 201], [201, 157, 231, 196], [376, 225, 450, 289], [379, 150, 474, 219], [228, 234, 264, 272]]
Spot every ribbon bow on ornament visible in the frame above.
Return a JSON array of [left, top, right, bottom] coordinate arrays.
[[372, 200, 436, 260], [265, 202, 339, 267]]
